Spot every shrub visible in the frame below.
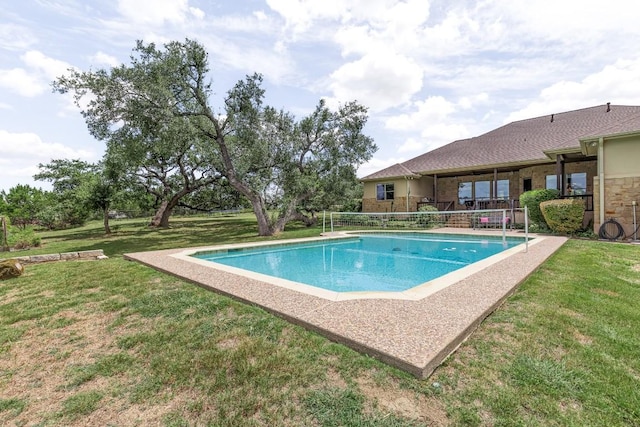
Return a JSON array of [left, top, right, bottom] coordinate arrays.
[[520, 189, 559, 227], [540, 199, 585, 234], [7, 226, 41, 250], [417, 205, 443, 228]]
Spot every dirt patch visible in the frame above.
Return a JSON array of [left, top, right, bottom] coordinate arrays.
[[0, 307, 180, 426], [593, 288, 619, 297], [632, 264, 640, 273], [572, 329, 593, 345], [356, 375, 449, 426]]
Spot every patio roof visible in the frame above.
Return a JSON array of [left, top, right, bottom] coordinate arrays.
[[362, 104, 640, 181]]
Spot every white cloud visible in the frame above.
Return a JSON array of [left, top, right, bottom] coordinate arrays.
[[357, 154, 407, 179], [0, 51, 74, 98], [0, 130, 95, 161], [89, 51, 120, 68], [116, 0, 191, 25], [507, 57, 640, 122], [21, 50, 73, 80], [327, 52, 423, 111], [0, 130, 98, 191], [384, 96, 470, 154], [0, 68, 45, 97], [0, 23, 38, 50]]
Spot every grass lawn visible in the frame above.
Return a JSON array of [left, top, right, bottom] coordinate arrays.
[[1, 214, 639, 426]]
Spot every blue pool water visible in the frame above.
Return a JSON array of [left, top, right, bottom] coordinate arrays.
[[193, 233, 523, 293]]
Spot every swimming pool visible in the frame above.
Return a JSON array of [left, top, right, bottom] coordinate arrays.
[[191, 233, 524, 294]]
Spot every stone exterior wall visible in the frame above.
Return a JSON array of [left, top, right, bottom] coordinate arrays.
[[594, 176, 640, 237], [362, 160, 598, 213]]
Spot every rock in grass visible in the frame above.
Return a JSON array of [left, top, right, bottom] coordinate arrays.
[[0, 259, 24, 280]]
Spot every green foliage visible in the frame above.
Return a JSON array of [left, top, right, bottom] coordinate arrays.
[[35, 159, 116, 231], [519, 189, 559, 227], [417, 204, 443, 228], [6, 226, 40, 249], [540, 198, 585, 234], [54, 39, 376, 234], [1, 184, 46, 229]]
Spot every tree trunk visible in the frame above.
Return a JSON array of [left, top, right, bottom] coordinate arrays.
[[248, 198, 274, 236], [103, 207, 111, 235], [292, 211, 318, 226], [149, 200, 174, 227]]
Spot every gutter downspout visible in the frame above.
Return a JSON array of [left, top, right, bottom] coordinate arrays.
[[598, 137, 605, 227]]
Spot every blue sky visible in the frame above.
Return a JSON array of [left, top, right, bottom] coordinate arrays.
[[2, 0, 640, 192]]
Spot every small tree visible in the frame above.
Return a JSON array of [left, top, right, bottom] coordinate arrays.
[[1, 184, 46, 229]]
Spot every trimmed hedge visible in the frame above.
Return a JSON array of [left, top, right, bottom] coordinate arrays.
[[540, 198, 585, 234], [520, 189, 560, 227]]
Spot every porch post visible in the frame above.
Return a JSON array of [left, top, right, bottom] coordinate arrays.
[[493, 168, 498, 200], [556, 154, 564, 192], [434, 174, 438, 204], [598, 137, 605, 228]]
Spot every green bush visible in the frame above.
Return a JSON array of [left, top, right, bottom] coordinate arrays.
[[7, 226, 41, 250], [540, 199, 585, 234], [520, 189, 559, 227], [417, 205, 443, 228]]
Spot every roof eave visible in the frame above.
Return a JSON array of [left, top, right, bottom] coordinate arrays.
[[579, 130, 640, 155], [409, 159, 553, 177]]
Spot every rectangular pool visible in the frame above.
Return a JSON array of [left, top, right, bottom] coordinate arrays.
[[192, 233, 524, 294]]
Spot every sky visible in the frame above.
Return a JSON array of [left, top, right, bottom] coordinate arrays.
[[2, 0, 640, 193]]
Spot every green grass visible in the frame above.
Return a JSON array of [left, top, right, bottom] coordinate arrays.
[[1, 215, 639, 425]]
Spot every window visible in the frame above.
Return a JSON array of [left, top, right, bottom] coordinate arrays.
[[496, 179, 510, 199], [567, 172, 587, 194], [523, 178, 532, 192], [474, 181, 491, 200], [546, 175, 557, 190], [458, 182, 472, 204], [376, 183, 394, 201]]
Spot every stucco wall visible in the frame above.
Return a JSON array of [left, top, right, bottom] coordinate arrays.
[[362, 177, 433, 212], [603, 135, 640, 177], [594, 135, 640, 236]]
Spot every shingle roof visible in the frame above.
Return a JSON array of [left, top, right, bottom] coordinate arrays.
[[362, 104, 640, 181]]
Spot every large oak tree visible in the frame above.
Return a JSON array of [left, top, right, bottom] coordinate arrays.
[[54, 39, 376, 235]]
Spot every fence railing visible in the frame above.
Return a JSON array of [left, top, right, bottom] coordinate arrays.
[[328, 209, 507, 234], [324, 207, 530, 249]]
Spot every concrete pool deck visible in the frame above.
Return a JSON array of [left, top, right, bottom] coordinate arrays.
[[124, 229, 567, 378]]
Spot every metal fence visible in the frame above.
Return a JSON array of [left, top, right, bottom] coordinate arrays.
[[324, 208, 530, 246]]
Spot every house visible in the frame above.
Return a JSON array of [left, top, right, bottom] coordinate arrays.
[[361, 104, 640, 236]]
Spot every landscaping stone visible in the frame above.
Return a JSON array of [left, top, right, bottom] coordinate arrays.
[[78, 250, 104, 259], [29, 254, 61, 263], [60, 252, 80, 260], [0, 259, 24, 280]]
